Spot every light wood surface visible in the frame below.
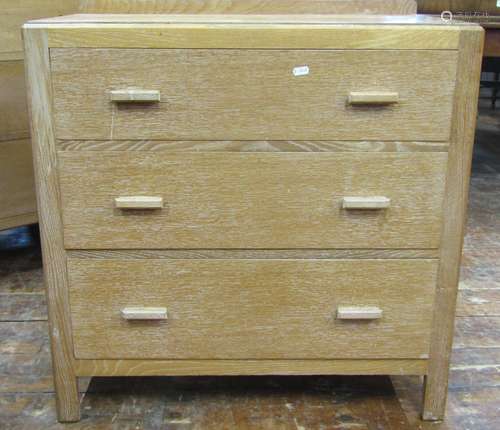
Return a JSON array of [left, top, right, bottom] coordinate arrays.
[[348, 91, 400, 106], [42, 21, 464, 51], [80, 0, 418, 15], [0, 0, 78, 230], [57, 139, 450, 152], [68, 258, 438, 360], [423, 26, 484, 421], [0, 0, 84, 231], [0, 139, 37, 230], [337, 306, 384, 320], [342, 196, 391, 210], [121, 307, 168, 320], [0, 61, 30, 141], [23, 27, 79, 422], [74, 358, 428, 377], [114, 196, 163, 209], [50, 48, 457, 141], [0, 59, 37, 231], [0, 0, 78, 61], [0, 0, 78, 232], [58, 152, 447, 250], [109, 88, 161, 102], [68, 249, 441, 260], [0, 0, 79, 229], [0, 211, 38, 231], [30, 13, 455, 24]]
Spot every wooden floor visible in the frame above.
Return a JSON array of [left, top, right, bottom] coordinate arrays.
[[1, 108, 499, 429]]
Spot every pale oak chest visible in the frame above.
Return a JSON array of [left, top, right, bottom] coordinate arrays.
[[23, 14, 483, 422]]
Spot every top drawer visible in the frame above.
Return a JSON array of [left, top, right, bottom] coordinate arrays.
[[50, 48, 458, 141]]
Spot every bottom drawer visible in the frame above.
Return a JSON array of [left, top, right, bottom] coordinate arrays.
[[68, 258, 437, 360]]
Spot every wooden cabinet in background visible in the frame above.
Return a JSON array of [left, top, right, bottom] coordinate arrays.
[[417, 0, 499, 14], [80, 0, 417, 14], [0, 58, 37, 230], [0, 0, 78, 231]]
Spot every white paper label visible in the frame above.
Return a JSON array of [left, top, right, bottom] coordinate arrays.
[[293, 65, 309, 77]]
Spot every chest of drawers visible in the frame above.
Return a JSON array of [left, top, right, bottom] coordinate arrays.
[[23, 14, 483, 423]]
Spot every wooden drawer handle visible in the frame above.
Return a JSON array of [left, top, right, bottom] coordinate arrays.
[[121, 307, 168, 320], [342, 196, 391, 210], [348, 91, 399, 106], [115, 196, 163, 210], [337, 306, 383, 320], [110, 89, 160, 103]]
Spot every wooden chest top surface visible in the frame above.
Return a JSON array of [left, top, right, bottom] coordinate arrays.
[[27, 12, 470, 25]]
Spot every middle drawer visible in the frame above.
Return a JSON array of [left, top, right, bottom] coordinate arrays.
[[59, 151, 447, 249]]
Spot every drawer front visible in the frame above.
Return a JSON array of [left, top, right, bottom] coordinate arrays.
[[59, 152, 447, 249], [51, 48, 457, 141], [68, 258, 437, 360]]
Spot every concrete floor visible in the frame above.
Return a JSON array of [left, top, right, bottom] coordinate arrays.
[[0, 108, 499, 429]]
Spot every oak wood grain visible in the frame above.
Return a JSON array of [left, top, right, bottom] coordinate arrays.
[[0, 212, 38, 231], [50, 48, 458, 141], [74, 358, 428, 377], [58, 151, 447, 250], [57, 139, 450, 152], [423, 26, 484, 421], [80, 0, 418, 15], [0, 0, 78, 59], [67, 249, 441, 260], [0, 139, 37, 229], [0, 61, 30, 142], [68, 258, 438, 360], [32, 13, 461, 25], [0, 60, 38, 230], [23, 27, 79, 422], [44, 22, 463, 51]]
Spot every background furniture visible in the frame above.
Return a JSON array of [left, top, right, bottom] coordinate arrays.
[[0, 0, 79, 231], [80, 0, 417, 14], [417, 1, 499, 56], [476, 22, 500, 108], [0, 62, 37, 231], [480, 57, 500, 108], [418, 0, 499, 14], [417, 1, 500, 106], [24, 13, 482, 423]]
